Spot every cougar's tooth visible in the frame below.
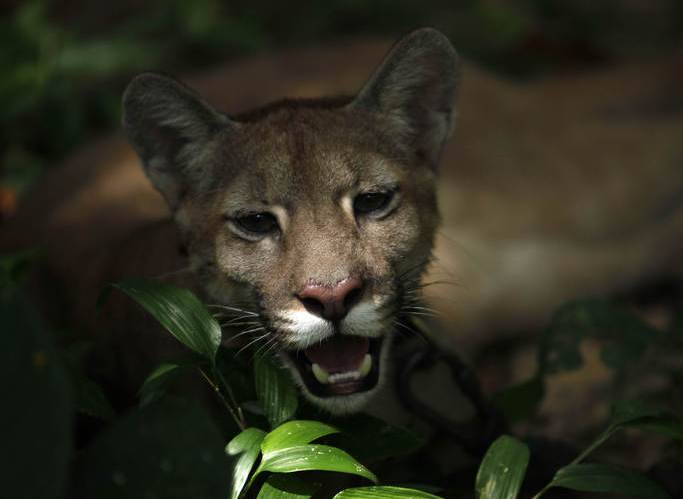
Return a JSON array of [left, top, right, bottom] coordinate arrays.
[[359, 354, 372, 378], [312, 363, 330, 384]]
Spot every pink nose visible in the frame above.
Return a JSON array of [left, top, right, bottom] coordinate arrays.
[[297, 277, 364, 321]]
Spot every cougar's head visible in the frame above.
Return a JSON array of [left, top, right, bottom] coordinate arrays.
[[123, 28, 459, 413]]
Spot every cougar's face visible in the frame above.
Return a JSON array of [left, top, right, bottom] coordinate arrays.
[[183, 107, 439, 412], [123, 28, 459, 412]]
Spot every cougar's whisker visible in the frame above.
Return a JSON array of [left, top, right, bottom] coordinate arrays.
[[224, 326, 266, 344], [235, 332, 272, 357]]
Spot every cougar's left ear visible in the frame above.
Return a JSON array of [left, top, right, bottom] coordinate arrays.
[[123, 73, 234, 209], [349, 27, 460, 168]]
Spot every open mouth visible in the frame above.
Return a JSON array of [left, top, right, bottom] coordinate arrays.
[[286, 335, 382, 397]]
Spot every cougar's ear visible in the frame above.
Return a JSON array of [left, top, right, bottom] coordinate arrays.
[[122, 73, 233, 209], [350, 27, 460, 168]]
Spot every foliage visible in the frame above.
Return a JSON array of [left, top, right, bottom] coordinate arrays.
[[115, 279, 682, 498], [2, 259, 681, 497]]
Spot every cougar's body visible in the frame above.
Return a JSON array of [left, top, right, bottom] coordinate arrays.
[[2, 33, 682, 409]]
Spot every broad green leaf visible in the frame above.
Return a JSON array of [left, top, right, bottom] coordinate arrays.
[[492, 376, 544, 424], [138, 363, 186, 407], [261, 420, 339, 454], [72, 398, 230, 499], [257, 474, 319, 499], [258, 444, 377, 483], [547, 463, 670, 499], [111, 279, 221, 365], [0, 294, 73, 499], [227, 427, 267, 499], [335, 486, 443, 498], [476, 435, 529, 499], [254, 355, 298, 428], [328, 414, 425, 463]]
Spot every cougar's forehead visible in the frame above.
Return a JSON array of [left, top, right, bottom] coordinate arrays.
[[215, 107, 405, 207]]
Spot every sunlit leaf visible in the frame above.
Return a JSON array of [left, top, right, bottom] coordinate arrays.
[[547, 463, 670, 499], [111, 279, 221, 365], [227, 427, 267, 499], [334, 486, 443, 498], [254, 355, 298, 428], [257, 474, 319, 498], [476, 435, 529, 499], [258, 445, 377, 483], [261, 420, 338, 455]]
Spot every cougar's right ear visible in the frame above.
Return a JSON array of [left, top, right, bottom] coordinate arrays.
[[349, 28, 460, 169], [122, 73, 233, 209]]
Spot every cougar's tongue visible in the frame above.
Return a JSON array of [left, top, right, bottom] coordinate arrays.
[[304, 336, 369, 373]]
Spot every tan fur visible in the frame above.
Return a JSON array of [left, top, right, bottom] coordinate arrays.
[[2, 34, 682, 405]]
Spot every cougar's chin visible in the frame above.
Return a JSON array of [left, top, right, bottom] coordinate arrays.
[[279, 332, 394, 414]]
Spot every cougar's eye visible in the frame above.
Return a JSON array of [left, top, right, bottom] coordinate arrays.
[[232, 212, 279, 236], [353, 190, 396, 218]]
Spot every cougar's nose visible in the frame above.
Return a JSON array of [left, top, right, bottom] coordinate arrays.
[[297, 277, 364, 321]]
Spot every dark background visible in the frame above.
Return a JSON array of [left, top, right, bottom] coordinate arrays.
[[1, 0, 682, 211]]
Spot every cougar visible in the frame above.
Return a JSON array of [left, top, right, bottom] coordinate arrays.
[[2, 28, 681, 414]]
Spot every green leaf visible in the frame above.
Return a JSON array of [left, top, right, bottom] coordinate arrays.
[[111, 279, 222, 365], [254, 355, 298, 428], [257, 474, 319, 499], [547, 463, 670, 499], [334, 486, 443, 498], [258, 445, 377, 483], [261, 420, 339, 454], [138, 362, 187, 407], [227, 427, 267, 499], [476, 435, 530, 499]]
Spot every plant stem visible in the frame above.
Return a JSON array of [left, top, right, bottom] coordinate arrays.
[[215, 366, 247, 428], [531, 427, 617, 498], [199, 367, 246, 430]]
